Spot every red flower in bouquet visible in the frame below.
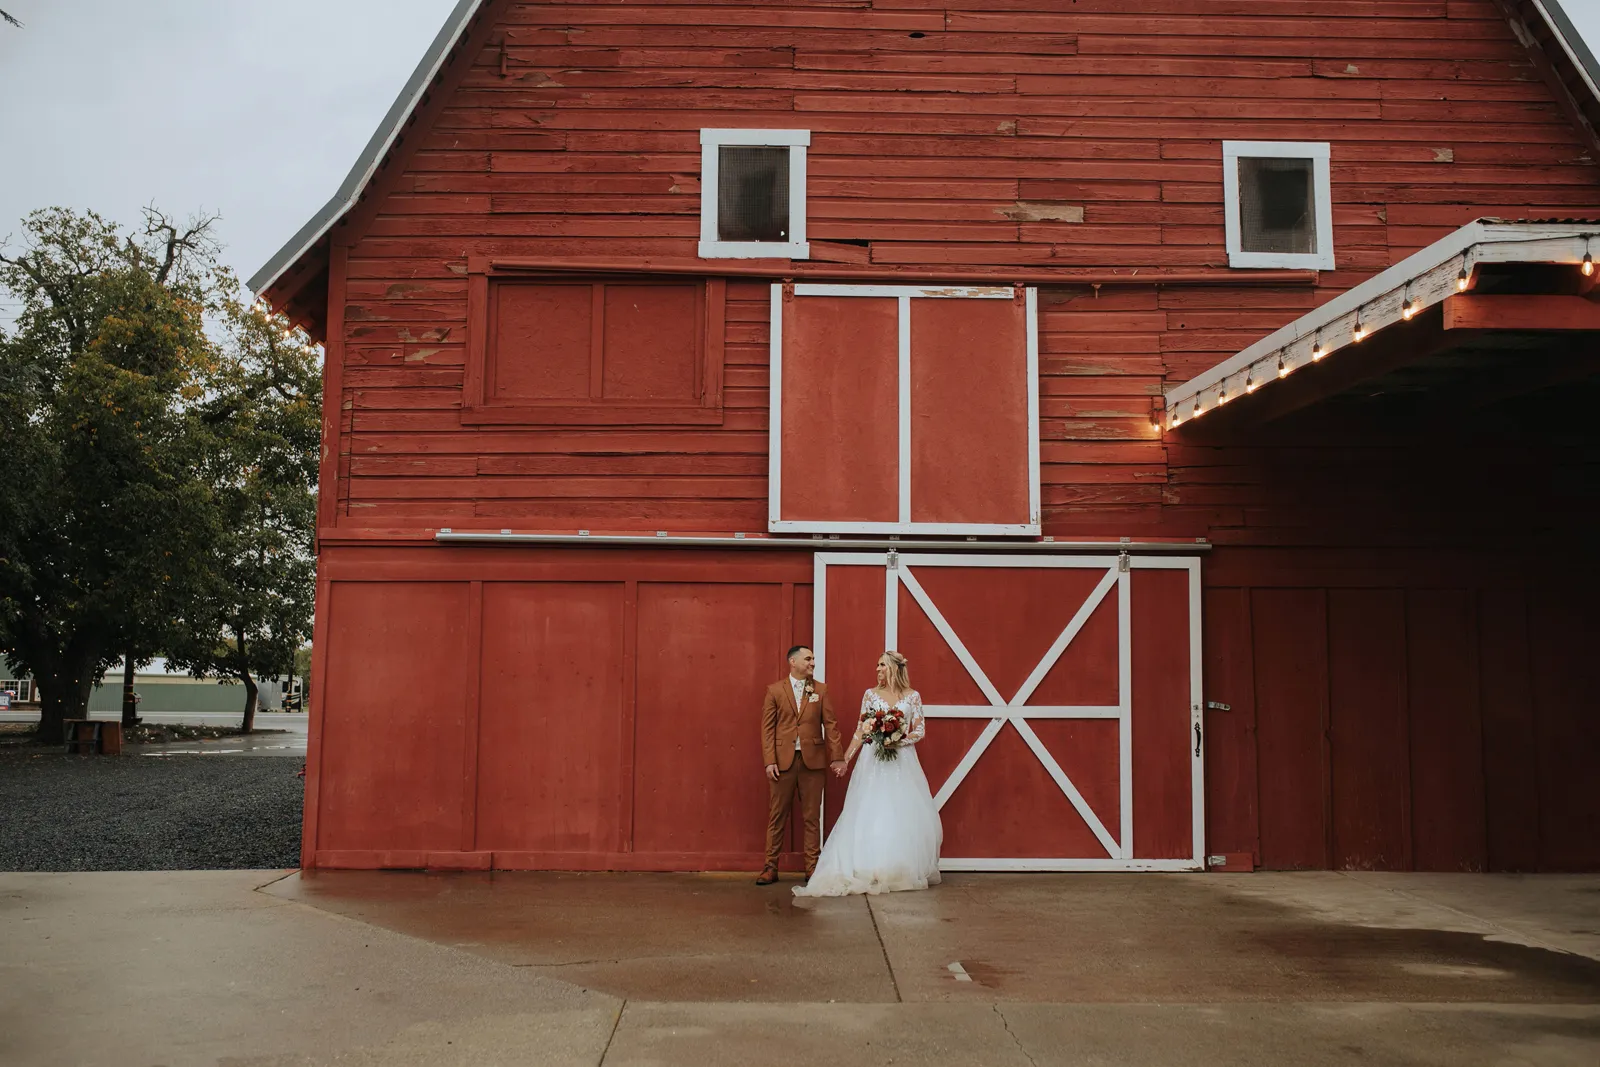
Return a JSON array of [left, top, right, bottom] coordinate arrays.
[[862, 702, 909, 761]]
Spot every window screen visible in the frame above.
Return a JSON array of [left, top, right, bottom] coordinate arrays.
[[1237, 156, 1316, 255], [717, 145, 789, 243]]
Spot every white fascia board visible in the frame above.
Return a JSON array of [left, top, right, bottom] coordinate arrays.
[[700, 128, 811, 146], [249, 0, 486, 295], [1164, 219, 1600, 413]]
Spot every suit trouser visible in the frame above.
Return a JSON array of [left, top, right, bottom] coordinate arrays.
[[765, 752, 824, 869]]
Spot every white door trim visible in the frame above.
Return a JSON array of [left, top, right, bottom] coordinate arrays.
[[814, 552, 1204, 872]]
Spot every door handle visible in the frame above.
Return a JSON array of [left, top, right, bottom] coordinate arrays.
[[1194, 723, 1202, 757]]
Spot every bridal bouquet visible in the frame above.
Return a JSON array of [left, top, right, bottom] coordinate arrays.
[[862, 705, 908, 761]]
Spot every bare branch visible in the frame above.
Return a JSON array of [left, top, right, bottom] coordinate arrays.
[[1, 10, 22, 29]]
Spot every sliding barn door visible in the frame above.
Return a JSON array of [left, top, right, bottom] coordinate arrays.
[[769, 284, 1040, 535], [816, 552, 1204, 872]]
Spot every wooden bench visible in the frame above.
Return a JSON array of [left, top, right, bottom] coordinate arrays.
[[62, 720, 123, 756]]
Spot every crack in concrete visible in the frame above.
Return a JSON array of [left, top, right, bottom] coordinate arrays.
[[994, 1004, 1038, 1067], [866, 896, 903, 1003], [597, 998, 626, 1065]]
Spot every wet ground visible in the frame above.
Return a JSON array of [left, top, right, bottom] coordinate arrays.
[[3, 869, 1596, 1066]]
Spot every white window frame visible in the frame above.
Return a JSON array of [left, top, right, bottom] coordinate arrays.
[[699, 128, 810, 260], [1222, 140, 1335, 271], [768, 283, 1041, 536]]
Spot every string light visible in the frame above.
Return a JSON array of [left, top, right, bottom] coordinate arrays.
[[1352, 311, 1367, 342], [1277, 354, 1290, 378], [1583, 239, 1594, 277], [1245, 369, 1258, 393], [1401, 285, 1417, 320], [1192, 397, 1204, 418], [1311, 333, 1325, 361], [1217, 383, 1230, 405], [1456, 265, 1469, 291]]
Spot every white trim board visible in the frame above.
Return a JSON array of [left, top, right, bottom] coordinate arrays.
[[1165, 219, 1600, 421], [699, 128, 810, 260], [768, 284, 1042, 535], [814, 552, 1205, 873], [1222, 140, 1335, 272]]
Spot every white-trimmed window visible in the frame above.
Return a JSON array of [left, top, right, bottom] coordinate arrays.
[[1223, 141, 1334, 270], [699, 128, 809, 260]]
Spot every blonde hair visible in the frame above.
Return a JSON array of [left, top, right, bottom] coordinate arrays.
[[880, 650, 910, 696]]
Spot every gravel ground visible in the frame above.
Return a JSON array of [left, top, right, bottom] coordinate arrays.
[[0, 751, 302, 871]]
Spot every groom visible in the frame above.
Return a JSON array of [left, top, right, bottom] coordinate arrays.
[[757, 645, 845, 885]]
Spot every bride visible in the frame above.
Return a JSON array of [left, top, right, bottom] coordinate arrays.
[[793, 650, 943, 897]]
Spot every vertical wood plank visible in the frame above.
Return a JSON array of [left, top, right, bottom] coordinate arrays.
[[1252, 587, 1330, 870], [1407, 587, 1486, 871], [300, 569, 334, 869], [1201, 585, 1261, 865], [317, 245, 348, 532], [1478, 583, 1539, 872], [703, 276, 727, 410], [1528, 576, 1600, 871], [619, 578, 639, 853], [590, 282, 607, 400], [461, 580, 484, 852], [1328, 588, 1411, 871], [463, 268, 489, 408]]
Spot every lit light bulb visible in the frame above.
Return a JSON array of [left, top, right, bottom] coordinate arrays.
[[1171, 411, 1183, 427], [1584, 253, 1594, 277], [1217, 386, 1230, 405], [1456, 268, 1469, 291], [1352, 318, 1367, 342], [1311, 340, 1325, 361], [1192, 397, 1204, 418], [1401, 295, 1417, 320], [1246, 373, 1258, 393], [1277, 356, 1290, 378]]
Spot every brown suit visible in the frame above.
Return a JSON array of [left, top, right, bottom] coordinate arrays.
[[761, 676, 844, 870]]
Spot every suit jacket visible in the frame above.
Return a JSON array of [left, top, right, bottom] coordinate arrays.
[[762, 677, 844, 771]]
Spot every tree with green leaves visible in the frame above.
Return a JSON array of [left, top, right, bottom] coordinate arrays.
[[0, 206, 320, 739], [0, 208, 231, 741], [165, 301, 320, 733]]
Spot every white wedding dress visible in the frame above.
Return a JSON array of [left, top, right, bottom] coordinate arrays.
[[793, 689, 943, 897]]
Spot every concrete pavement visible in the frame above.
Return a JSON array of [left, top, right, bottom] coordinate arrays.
[[2, 869, 1597, 1066]]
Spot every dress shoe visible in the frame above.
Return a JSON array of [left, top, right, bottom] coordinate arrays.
[[755, 865, 779, 885]]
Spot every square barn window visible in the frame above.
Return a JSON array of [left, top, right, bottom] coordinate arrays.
[[463, 271, 726, 425], [699, 129, 809, 260], [1223, 141, 1334, 270]]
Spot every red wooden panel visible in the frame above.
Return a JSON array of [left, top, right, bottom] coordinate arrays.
[[907, 565, 1106, 702], [793, 582, 814, 650], [821, 564, 885, 830], [908, 296, 1031, 525], [938, 725, 1109, 859], [490, 282, 590, 400], [1478, 584, 1540, 872], [1035, 718, 1121, 838], [1130, 567, 1192, 860], [318, 581, 469, 852], [1252, 588, 1329, 870], [1528, 578, 1600, 871], [1201, 586, 1261, 866], [601, 283, 698, 400], [1028, 587, 1119, 708], [897, 582, 990, 708], [781, 295, 899, 524], [1328, 589, 1411, 871], [632, 582, 785, 855], [1406, 588, 1486, 872], [474, 582, 627, 853]]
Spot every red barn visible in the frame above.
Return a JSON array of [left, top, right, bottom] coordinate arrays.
[[255, 0, 1600, 874]]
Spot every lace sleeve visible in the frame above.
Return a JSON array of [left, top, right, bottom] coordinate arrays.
[[904, 691, 926, 745]]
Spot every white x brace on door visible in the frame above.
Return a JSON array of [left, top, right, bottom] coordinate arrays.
[[815, 552, 1205, 872]]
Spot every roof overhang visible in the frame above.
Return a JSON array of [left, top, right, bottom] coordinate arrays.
[[247, 0, 486, 300], [1163, 219, 1600, 431]]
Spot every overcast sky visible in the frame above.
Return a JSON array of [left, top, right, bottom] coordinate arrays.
[[2, 0, 1599, 311]]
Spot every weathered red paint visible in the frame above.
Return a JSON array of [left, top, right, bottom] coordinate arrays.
[[267, 0, 1600, 872]]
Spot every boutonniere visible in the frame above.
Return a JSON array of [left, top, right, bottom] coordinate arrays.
[[803, 680, 818, 703]]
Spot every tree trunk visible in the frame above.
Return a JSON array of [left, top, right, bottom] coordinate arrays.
[[35, 644, 101, 743], [120, 652, 139, 728], [241, 671, 258, 734]]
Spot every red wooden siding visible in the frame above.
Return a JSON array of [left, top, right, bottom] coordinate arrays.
[[307, 546, 817, 869], [1203, 553, 1600, 873], [327, 0, 1598, 534]]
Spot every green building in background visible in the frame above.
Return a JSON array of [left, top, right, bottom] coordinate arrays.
[[1, 657, 305, 716]]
